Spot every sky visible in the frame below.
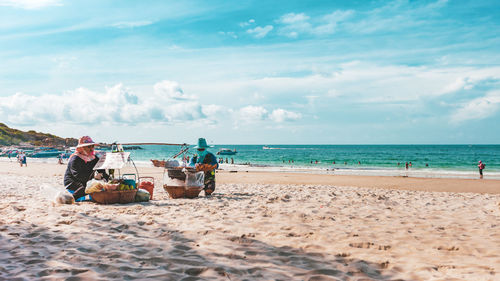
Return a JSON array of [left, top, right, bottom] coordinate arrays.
[[0, 0, 499, 145]]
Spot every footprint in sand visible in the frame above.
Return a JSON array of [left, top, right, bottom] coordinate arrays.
[[437, 246, 459, 251]]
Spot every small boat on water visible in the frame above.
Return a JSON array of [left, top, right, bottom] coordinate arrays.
[[29, 147, 65, 158], [216, 148, 237, 155], [263, 146, 281, 150]]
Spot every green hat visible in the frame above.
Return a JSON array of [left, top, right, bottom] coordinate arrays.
[[195, 138, 213, 149]]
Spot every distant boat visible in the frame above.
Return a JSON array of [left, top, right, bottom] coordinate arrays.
[[262, 146, 281, 150], [216, 148, 237, 155], [30, 148, 64, 158]]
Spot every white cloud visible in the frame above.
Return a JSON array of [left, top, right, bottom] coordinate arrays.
[[111, 21, 154, 29], [0, 0, 61, 9], [280, 13, 310, 24], [269, 109, 302, 122], [154, 80, 193, 101], [0, 82, 209, 126], [239, 19, 255, 27], [202, 104, 226, 118], [246, 25, 273, 38], [238, 105, 268, 122], [219, 31, 238, 39], [277, 10, 353, 37], [236, 106, 302, 124], [450, 91, 500, 124]]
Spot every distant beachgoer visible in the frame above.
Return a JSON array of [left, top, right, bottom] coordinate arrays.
[[409, 161, 412, 168], [397, 162, 400, 166], [344, 161, 347, 165], [58, 154, 64, 165], [358, 161, 361, 165], [231, 158, 234, 164], [17, 153, 27, 167], [64, 136, 108, 201], [333, 161, 335, 164], [425, 163, 429, 167], [311, 160, 313, 164], [315, 160, 318, 164], [478, 161, 486, 179], [190, 138, 218, 195], [225, 158, 228, 164], [405, 162, 408, 170]]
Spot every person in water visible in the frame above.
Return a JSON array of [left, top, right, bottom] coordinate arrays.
[[190, 138, 218, 196], [478, 160, 486, 179], [63, 136, 108, 201]]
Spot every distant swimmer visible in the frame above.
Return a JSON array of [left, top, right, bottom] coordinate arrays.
[[405, 162, 408, 170], [478, 160, 486, 179]]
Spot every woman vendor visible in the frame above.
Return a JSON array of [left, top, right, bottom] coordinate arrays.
[[190, 138, 218, 196], [64, 136, 108, 201]]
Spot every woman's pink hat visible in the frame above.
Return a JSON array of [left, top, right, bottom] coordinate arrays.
[[76, 136, 96, 148]]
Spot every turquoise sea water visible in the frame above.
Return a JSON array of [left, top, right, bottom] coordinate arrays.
[[126, 144, 499, 173]]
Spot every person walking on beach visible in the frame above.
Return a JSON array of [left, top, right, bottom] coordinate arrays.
[[18, 153, 27, 167], [478, 160, 486, 179], [190, 138, 218, 196]]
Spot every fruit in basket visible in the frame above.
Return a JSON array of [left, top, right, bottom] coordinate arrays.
[[196, 164, 216, 171]]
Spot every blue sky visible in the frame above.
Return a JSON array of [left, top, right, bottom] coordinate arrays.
[[0, 0, 499, 144]]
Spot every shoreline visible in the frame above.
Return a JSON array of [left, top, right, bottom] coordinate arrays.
[[2, 157, 500, 180], [1, 161, 498, 194]]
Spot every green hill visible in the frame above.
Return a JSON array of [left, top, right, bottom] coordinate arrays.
[[0, 123, 78, 147]]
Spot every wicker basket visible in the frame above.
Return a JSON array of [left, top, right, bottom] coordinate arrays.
[[185, 186, 203, 198], [163, 184, 185, 199], [92, 190, 137, 204]]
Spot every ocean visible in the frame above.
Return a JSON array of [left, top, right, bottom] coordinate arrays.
[[125, 144, 499, 179], [6, 144, 498, 179]]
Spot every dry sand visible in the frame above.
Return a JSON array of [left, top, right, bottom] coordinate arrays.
[[1, 161, 499, 280]]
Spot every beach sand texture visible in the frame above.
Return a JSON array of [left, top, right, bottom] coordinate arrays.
[[1, 162, 499, 280]]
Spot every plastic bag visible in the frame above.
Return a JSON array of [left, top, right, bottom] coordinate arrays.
[[40, 184, 75, 204], [185, 171, 204, 187], [85, 179, 105, 194], [165, 160, 180, 168], [135, 189, 150, 202], [55, 190, 75, 204], [164, 177, 185, 187]]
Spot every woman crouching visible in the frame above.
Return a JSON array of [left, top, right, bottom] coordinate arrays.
[[64, 136, 108, 201]]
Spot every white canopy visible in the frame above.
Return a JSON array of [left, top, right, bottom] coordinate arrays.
[[93, 152, 131, 170]]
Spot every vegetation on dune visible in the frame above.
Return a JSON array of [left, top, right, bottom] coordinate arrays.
[[0, 123, 78, 147]]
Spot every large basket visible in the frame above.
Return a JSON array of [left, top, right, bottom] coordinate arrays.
[[185, 186, 203, 198], [92, 190, 137, 204], [167, 168, 186, 180], [163, 185, 185, 199]]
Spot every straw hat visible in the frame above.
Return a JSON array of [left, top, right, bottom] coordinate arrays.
[[194, 138, 213, 149], [76, 136, 96, 148]]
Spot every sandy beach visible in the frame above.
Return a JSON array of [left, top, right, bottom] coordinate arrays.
[[1, 161, 499, 280]]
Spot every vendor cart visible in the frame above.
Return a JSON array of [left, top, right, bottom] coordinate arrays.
[[155, 144, 206, 199], [90, 147, 152, 204]]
